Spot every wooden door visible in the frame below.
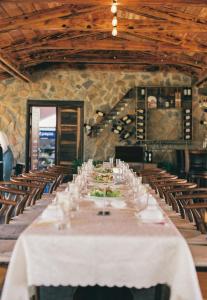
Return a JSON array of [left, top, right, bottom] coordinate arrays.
[[57, 105, 83, 167], [26, 100, 84, 172]]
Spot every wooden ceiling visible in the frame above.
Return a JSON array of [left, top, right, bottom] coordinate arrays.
[[0, 0, 207, 84]]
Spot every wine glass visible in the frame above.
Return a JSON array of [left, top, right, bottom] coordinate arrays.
[[134, 190, 149, 219], [55, 191, 71, 229]]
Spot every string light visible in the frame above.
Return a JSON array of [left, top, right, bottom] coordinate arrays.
[[112, 16, 118, 27], [112, 27, 118, 37], [111, 2, 117, 14], [111, 0, 118, 37]]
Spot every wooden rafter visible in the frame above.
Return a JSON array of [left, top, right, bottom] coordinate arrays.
[[1, 0, 207, 5], [19, 38, 207, 53], [0, 50, 30, 82], [122, 6, 207, 29], [194, 69, 207, 86], [3, 15, 207, 33], [0, 4, 102, 34], [0, 1, 206, 79], [4, 32, 108, 53]]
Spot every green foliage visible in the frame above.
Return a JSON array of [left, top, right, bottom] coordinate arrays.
[[72, 159, 83, 174], [157, 161, 176, 173], [93, 160, 103, 166]]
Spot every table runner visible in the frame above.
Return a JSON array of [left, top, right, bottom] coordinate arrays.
[[2, 195, 202, 300]]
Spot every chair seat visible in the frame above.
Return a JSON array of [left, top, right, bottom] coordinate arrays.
[[179, 229, 202, 239], [0, 224, 27, 240], [0, 240, 16, 263], [187, 234, 207, 246], [189, 245, 207, 267]]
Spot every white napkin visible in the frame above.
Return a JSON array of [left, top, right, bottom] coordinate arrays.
[[148, 195, 158, 206], [92, 197, 109, 208], [40, 204, 63, 222], [136, 207, 165, 223], [110, 199, 126, 209]]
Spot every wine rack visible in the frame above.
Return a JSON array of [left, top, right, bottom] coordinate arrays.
[[182, 87, 192, 141], [136, 87, 146, 141], [135, 86, 193, 143]]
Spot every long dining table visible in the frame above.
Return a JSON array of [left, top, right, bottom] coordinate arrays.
[[1, 169, 203, 300]]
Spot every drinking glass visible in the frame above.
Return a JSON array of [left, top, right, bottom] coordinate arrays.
[[134, 190, 149, 217], [109, 157, 114, 168], [116, 159, 121, 167], [55, 191, 71, 229]]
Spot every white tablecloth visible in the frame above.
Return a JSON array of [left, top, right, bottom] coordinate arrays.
[[2, 196, 202, 300]]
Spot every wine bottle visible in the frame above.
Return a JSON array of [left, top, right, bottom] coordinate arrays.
[[122, 115, 129, 122], [125, 119, 132, 124], [187, 89, 191, 96], [137, 115, 144, 120], [112, 128, 120, 134], [185, 109, 191, 114], [185, 121, 191, 127], [137, 122, 144, 126], [96, 110, 105, 117], [137, 109, 144, 113], [175, 92, 181, 108], [120, 130, 131, 140], [141, 88, 145, 95], [137, 134, 144, 139], [185, 115, 191, 120], [123, 132, 130, 139], [116, 125, 123, 132], [165, 101, 170, 108], [185, 128, 191, 133], [137, 128, 144, 133]]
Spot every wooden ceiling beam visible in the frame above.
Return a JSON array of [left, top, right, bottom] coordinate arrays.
[[6, 17, 207, 33], [0, 50, 31, 82], [123, 6, 207, 28], [25, 38, 207, 53], [194, 69, 207, 86], [27, 62, 197, 77], [26, 56, 203, 70], [5, 32, 108, 53], [0, 0, 207, 6], [0, 5, 101, 33]]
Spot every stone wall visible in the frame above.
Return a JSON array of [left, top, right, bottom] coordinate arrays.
[[0, 65, 205, 166]]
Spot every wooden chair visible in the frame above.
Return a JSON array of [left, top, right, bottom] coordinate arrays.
[[185, 202, 207, 234], [25, 172, 58, 193], [165, 184, 197, 212], [0, 187, 30, 223], [153, 179, 187, 199], [174, 193, 207, 231], [0, 181, 41, 207], [0, 197, 16, 224]]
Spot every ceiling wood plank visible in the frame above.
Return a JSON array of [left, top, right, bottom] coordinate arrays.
[[21, 38, 207, 53], [0, 50, 31, 82], [3, 15, 207, 33], [122, 6, 207, 28], [0, 0, 207, 6], [26, 56, 203, 70], [194, 69, 207, 86], [0, 4, 100, 33]]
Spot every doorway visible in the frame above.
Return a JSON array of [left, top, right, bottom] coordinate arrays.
[[26, 100, 84, 172]]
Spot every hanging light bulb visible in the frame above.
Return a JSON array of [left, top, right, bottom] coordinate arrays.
[[111, 3, 117, 14], [112, 27, 118, 37], [112, 16, 118, 27]]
